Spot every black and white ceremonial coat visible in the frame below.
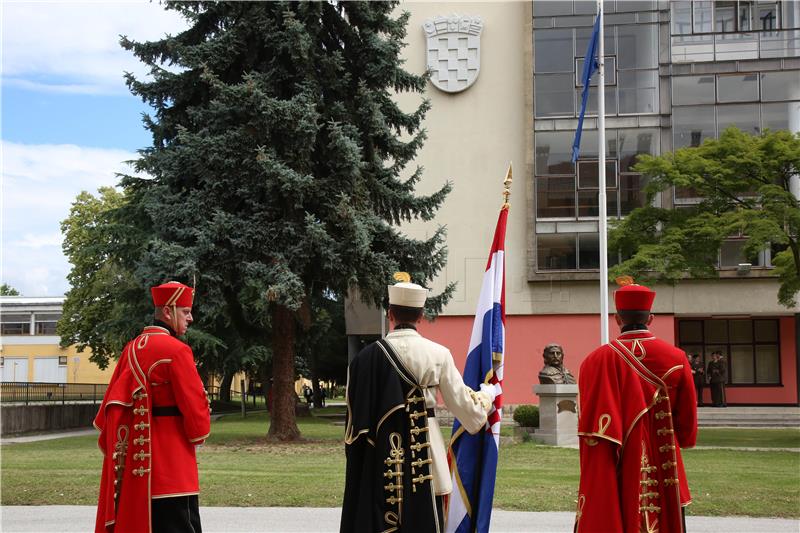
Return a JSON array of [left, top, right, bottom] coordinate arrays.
[[340, 338, 440, 533]]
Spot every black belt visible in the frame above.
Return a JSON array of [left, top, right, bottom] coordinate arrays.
[[427, 408, 436, 418], [152, 406, 181, 417]]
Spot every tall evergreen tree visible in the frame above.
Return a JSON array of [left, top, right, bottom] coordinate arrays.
[[121, 1, 453, 440]]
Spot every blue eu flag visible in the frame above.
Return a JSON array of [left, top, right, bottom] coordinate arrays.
[[572, 14, 601, 163]]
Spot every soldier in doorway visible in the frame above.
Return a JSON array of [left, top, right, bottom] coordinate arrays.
[[707, 351, 728, 407]]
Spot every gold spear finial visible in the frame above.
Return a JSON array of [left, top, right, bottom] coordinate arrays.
[[502, 162, 513, 210]]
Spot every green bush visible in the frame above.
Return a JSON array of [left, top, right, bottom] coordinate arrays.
[[513, 405, 540, 428]]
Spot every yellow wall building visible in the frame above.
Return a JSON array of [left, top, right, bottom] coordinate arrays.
[[0, 297, 116, 384]]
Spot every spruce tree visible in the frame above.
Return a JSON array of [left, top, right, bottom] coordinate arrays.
[[121, 1, 453, 440]]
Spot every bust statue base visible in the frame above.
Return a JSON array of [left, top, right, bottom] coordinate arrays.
[[530, 384, 578, 447]]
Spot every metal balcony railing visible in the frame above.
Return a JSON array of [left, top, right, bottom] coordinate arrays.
[[671, 29, 800, 63]]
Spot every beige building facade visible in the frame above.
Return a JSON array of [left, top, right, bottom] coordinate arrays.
[[0, 297, 116, 384], [347, 1, 800, 406]]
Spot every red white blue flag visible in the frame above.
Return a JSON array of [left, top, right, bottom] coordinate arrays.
[[445, 204, 507, 533]]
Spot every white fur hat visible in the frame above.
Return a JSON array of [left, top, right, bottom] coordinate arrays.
[[387, 273, 428, 308]]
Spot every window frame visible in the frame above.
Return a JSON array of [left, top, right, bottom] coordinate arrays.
[[674, 0, 785, 36], [677, 317, 782, 386]]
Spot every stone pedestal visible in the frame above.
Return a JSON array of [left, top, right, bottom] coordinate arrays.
[[531, 384, 578, 447]]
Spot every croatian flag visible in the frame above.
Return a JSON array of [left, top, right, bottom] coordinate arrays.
[[445, 206, 507, 533]]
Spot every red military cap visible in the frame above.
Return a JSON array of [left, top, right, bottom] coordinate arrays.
[[614, 277, 655, 311], [151, 281, 194, 308]]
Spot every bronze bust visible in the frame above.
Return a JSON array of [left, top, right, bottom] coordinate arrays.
[[538, 343, 576, 385]]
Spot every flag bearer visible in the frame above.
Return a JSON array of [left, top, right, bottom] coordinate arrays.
[[341, 273, 494, 533]]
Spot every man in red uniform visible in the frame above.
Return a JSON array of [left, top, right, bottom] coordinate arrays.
[[575, 280, 697, 533], [95, 281, 211, 533]]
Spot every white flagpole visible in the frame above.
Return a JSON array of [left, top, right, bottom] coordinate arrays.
[[597, 0, 609, 344]]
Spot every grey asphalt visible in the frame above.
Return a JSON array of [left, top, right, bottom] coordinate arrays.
[[1, 506, 798, 532]]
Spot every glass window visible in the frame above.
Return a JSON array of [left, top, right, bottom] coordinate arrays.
[[730, 319, 754, 343], [755, 345, 780, 383], [576, 56, 617, 86], [761, 101, 800, 131], [535, 74, 575, 117], [537, 177, 576, 218], [694, 1, 714, 33], [579, 130, 619, 160], [720, 239, 758, 267], [578, 190, 619, 218], [0, 314, 30, 335], [755, 319, 779, 342], [538, 233, 577, 270], [576, 26, 617, 58], [620, 174, 649, 215], [574, 1, 596, 15], [578, 233, 600, 269], [757, 3, 779, 31], [578, 161, 617, 188], [618, 69, 658, 113], [616, 1, 656, 12], [679, 318, 781, 385], [738, 1, 754, 31], [673, 105, 715, 148], [679, 320, 704, 343], [705, 320, 728, 343], [673, 76, 716, 105], [730, 345, 754, 383], [535, 131, 575, 174], [717, 103, 760, 136], [672, 1, 693, 35], [617, 25, 658, 69], [534, 1, 573, 17], [582, 84, 618, 115], [715, 1, 737, 32], [718, 74, 759, 102], [761, 71, 800, 101], [535, 29, 574, 73], [618, 128, 657, 171]]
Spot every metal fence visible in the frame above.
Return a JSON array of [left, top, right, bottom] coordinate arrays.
[[0, 382, 107, 405]]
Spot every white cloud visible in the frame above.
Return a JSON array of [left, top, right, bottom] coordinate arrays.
[[2, 141, 139, 296], [2, 1, 188, 95], [11, 232, 63, 249]]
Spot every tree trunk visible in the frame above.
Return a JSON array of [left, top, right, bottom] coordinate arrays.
[[219, 370, 234, 403], [267, 304, 302, 441]]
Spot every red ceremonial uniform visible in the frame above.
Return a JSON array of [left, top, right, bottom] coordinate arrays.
[[95, 283, 210, 533], [575, 284, 697, 533]]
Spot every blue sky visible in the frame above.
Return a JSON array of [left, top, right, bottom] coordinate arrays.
[[2, 1, 187, 296]]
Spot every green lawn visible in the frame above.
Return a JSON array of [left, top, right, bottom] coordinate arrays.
[[696, 427, 800, 448], [2, 413, 798, 518]]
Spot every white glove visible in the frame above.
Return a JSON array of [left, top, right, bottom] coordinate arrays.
[[479, 383, 497, 403]]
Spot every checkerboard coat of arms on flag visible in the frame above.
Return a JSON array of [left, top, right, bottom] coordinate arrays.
[[423, 14, 483, 93]]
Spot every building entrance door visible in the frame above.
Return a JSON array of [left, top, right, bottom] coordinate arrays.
[[2, 357, 29, 382], [33, 357, 66, 383]]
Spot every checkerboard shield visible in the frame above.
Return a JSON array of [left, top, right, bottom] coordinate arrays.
[[423, 15, 483, 94]]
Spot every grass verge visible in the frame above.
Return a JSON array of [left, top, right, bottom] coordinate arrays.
[[1, 413, 797, 517]]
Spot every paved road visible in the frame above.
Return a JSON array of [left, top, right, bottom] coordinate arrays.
[[2, 506, 798, 532]]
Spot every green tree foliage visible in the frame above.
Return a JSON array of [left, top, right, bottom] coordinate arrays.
[[609, 128, 800, 306], [58, 188, 150, 369], [115, 1, 452, 440], [0, 284, 20, 296]]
